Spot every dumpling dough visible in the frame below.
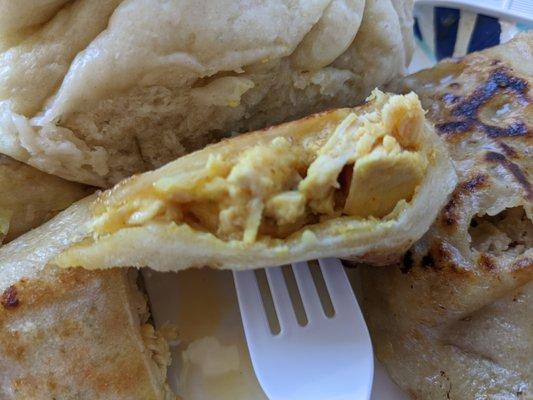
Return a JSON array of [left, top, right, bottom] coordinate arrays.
[[361, 33, 533, 400], [0, 0, 413, 186], [0, 154, 90, 242]]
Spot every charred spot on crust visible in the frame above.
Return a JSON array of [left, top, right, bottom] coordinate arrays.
[[501, 160, 531, 199], [485, 151, 532, 199], [441, 175, 492, 228], [441, 195, 457, 226], [442, 203, 458, 226], [462, 174, 488, 192], [498, 142, 519, 158], [439, 370, 453, 400], [482, 121, 528, 138], [436, 120, 473, 134], [421, 253, 435, 268], [442, 93, 462, 105], [400, 250, 414, 274], [424, 242, 456, 272], [436, 68, 530, 138], [485, 151, 507, 163], [452, 68, 528, 119], [478, 253, 496, 270], [495, 70, 528, 95], [1, 286, 19, 309], [441, 191, 461, 227]]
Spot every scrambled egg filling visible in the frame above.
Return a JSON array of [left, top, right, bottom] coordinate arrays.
[[92, 91, 428, 243]]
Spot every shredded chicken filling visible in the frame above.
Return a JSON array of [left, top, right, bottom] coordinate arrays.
[[469, 207, 532, 256], [92, 91, 428, 243]]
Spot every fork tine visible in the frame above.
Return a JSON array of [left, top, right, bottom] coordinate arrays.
[[291, 262, 325, 321], [234, 260, 374, 400], [265, 266, 296, 332], [318, 258, 357, 316], [232, 270, 272, 342]]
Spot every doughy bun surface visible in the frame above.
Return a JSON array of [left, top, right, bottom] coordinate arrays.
[[0, 0, 413, 186]]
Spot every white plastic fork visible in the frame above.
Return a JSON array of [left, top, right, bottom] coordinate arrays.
[[233, 258, 373, 400]]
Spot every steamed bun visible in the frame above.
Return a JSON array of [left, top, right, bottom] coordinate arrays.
[[0, 0, 413, 186]]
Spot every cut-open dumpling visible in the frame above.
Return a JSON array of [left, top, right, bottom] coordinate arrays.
[[54, 90, 456, 271]]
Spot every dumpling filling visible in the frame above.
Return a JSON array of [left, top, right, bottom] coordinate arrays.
[[91, 90, 428, 243]]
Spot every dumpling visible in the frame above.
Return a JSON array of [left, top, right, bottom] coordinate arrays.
[[0, 0, 413, 186], [361, 32, 533, 399], [0, 197, 173, 399], [0, 156, 172, 398], [0, 154, 90, 242], [46, 90, 457, 271]]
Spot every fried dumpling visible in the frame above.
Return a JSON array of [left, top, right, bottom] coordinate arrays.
[[0, 147, 170, 399], [361, 32, 533, 399], [50, 90, 456, 271], [0, 198, 173, 399], [0, 0, 413, 186]]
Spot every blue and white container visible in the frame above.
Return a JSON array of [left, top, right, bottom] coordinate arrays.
[[413, 0, 533, 66]]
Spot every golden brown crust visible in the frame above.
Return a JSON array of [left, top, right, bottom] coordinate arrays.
[[363, 32, 533, 399], [0, 267, 172, 400], [0, 186, 172, 398]]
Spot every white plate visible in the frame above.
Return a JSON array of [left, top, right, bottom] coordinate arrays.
[[144, 268, 408, 400]]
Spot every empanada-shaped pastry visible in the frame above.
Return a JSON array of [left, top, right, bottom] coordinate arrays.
[[0, 153, 170, 398], [0, 154, 90, 242], [361, 33, 533, 399], [51, 90, 456, 271], [0, 200, 173, 399], [0, 0, 413, 186]]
